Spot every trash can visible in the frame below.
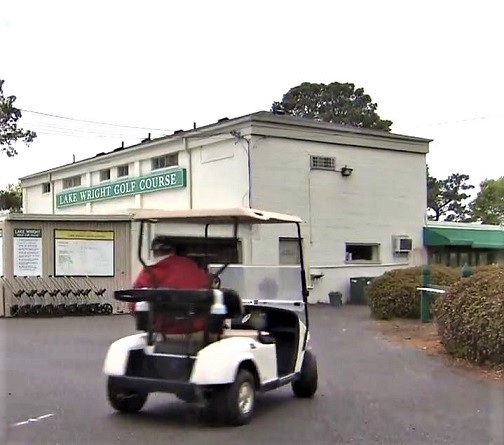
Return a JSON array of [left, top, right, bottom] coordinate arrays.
[[328, 291, 342, 307], [349, 277, 375, 305]]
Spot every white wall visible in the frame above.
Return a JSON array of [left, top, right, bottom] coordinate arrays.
[[249, 135, 428, 303], [21, 135, 250, 216], [191, 140, 250, 209]]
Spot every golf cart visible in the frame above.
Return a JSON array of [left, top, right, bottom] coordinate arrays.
[[103, 208, 318, 426]]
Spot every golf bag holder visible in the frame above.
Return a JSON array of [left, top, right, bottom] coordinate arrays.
[[114, 288, 244, 344]]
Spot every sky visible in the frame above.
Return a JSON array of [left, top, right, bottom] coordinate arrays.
[[1, 0, 503, 196]]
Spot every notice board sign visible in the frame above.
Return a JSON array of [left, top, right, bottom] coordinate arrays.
[[54, 230, 115, 277], [13, 228, 43, 276]]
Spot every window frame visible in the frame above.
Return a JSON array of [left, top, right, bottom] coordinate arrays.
[[345, 242, 381, 263], [279, 237, 302, 266], [117, 164, 129, 178], [99, 168, 111, 182], [62, 175, 82, 190], [151, 153, 179, 171], [42, 182, 51, 194]]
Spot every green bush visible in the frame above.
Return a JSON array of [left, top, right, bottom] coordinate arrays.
[[471, 263, 503, 276], [433, 266, 504, 366], [365, 265, 461, 320]]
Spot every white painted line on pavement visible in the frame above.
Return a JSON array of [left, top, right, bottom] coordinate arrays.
[[11, 413, 54, 427]]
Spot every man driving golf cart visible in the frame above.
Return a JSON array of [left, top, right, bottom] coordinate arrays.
[[104, 208, 318, 427], [130, 235, 211, 336]]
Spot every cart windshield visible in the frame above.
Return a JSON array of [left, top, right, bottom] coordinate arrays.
[[208, 264, 304, 306]]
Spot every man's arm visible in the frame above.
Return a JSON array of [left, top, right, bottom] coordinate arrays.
[[128, 269, 152, 314], [132, 269, 151, 289]]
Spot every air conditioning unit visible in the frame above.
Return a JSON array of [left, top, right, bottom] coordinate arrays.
[[392, 235, 413, 253]]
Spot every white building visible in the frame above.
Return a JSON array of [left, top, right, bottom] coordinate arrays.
[[19, 111, 431, 304]]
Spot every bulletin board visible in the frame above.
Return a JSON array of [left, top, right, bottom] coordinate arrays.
[[54, 229, 115, 277]]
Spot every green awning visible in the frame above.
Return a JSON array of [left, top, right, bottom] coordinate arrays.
[[423, 227, 504, 249]]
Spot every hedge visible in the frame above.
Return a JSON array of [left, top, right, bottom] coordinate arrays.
[[365, 265, 461, 320], [433, 265, 504, 366]]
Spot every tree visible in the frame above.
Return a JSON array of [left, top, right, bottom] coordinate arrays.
[[1, 79, 37, 157], [0, 182, 22, 213], [271, 81, 393, 131], [469, 177, 504, 225], [427, 167, 475, 221]]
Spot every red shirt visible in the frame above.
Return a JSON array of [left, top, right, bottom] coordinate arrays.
[[131, 255, 210, 334]]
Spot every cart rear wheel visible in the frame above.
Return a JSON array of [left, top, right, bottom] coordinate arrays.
[[206, 369, 256, 426], [292, 350, 318, 398], [107, 378, 148, 413]]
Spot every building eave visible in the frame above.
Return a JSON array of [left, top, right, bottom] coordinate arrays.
[[19, 111, 432, 182], [4, 213, 132, 222]]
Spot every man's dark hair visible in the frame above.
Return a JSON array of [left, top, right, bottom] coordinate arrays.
[[150, 235, 175, 255]]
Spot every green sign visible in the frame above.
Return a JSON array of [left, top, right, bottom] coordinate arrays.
[[56, 168, 187, 208], [14, 228, 42, 238]]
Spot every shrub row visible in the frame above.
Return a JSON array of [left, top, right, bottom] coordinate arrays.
[[433, 265, 504, 366], [365, 265, 461, 320]]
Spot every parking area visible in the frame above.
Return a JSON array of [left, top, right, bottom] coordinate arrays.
[[1, 305, 503, 445]]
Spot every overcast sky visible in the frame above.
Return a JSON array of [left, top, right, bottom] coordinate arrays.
[[1, 0, 503, 194]]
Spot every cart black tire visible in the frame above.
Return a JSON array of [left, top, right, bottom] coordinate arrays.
[[107, 378, 148, 414], [292, 350, 318, 398], [102, 303, 113, 315], [206, 369, 256, 426]]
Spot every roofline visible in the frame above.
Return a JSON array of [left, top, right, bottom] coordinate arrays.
[[4, 213, 132, 222], [424, 221, 504, 231], [251, 112, 433, 143], [19, 111, 432, 181]]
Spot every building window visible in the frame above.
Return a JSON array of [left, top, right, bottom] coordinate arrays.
[[345, 243, 380, 262], [151, 153, 178, 170], [279, 238, 301, 265], [310, 155, 335, 170], [62, 175, 82, 189], [117, 164, 129, 177], [42, 182, 51, 194], [428, 248, 498, 267], [99, 168, 111, 182]]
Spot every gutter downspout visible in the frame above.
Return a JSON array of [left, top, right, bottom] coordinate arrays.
[[183, 137, 193, 209], [50, 173, 55, 214]]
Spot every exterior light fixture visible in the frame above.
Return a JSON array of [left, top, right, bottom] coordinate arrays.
[[340, 165, 353, 177]]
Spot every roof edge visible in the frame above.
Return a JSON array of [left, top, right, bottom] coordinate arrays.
[[19, 110, 432, 181], [5, 213, 132, 222]]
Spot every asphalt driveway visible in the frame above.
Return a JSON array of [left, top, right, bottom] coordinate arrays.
[[1, 305, 503, 445]]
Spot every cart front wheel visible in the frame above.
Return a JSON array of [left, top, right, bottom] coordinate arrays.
[[292, 350, 318, 398], [207, 369, 256, 426], [107, 378, 148, 413]]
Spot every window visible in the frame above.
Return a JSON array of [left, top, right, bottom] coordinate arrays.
[[279, 238, 301, 265], [428, 248, 498, 267], [62, 175, 81, 189], [345, 243, 380, 262], [151, 153, 178, 170], [310, 155, 335, 170], [117, 164, 129, 177], [42, 182, 51, 194], [99, 168, 111, 182]]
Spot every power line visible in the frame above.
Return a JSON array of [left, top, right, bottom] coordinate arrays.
[[20, 108, 175, 132], [415, 113, 504, 128], [25, 120, 167, 139], [33, 130, 147, 139]]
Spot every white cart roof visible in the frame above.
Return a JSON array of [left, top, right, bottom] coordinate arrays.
[[128, 208, 303, 224]]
